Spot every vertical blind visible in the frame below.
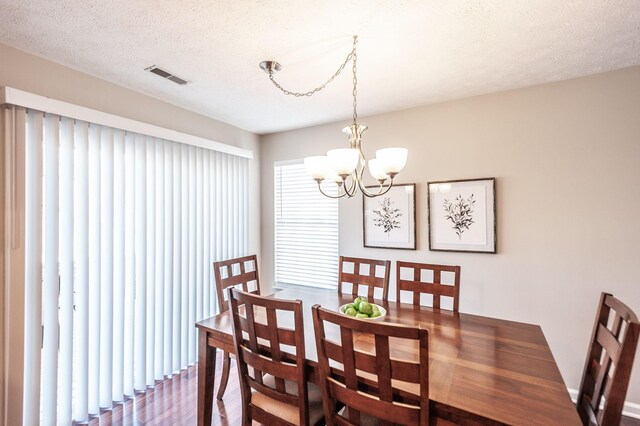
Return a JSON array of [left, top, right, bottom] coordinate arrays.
[[20, 108, 249, 424], [274, 162, 338, 288]]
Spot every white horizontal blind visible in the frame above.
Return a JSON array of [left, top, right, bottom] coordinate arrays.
[[21, 109, 249, 424], [274, 162, 338, 288]]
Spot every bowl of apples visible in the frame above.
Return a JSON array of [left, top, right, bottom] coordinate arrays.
[[340, 297, 386, 321]]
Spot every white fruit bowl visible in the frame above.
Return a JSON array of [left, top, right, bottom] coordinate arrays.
[[339, 303, 387, 321]]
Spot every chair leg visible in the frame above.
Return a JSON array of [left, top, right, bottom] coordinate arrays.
[[216, 351, 232, 400]]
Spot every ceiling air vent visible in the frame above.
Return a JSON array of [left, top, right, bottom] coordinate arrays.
[[145, 65, 190, 86]]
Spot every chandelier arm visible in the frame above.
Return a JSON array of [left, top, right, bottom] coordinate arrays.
[[340, 173, 358, 198], [316, 181, 350, 199], [266, 36, 358, 98], [358, 178, 394, 198], [348, 151, 393, 198]]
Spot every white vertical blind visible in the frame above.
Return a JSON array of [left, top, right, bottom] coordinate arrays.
[[41, 114, 60, 424], [72, 120, 89, 421], [19, 109, 249, 424], [58, 117, 74, 424], [112, 130, 125, 403], [24, 109, 43, 426], [274, 161, 339, 288]]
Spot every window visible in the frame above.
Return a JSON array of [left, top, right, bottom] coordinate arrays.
[[274, 161, 339, 288]]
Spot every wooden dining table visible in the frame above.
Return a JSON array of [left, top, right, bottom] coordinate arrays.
[[195, 286, 581, 425]]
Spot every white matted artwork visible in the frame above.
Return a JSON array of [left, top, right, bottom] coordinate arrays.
[[428, 178, 496, 253], [363, 183, 416, 250]]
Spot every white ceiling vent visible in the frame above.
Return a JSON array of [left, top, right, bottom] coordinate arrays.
[[145, 65, 190, 86]]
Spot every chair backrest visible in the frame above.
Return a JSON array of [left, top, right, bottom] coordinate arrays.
[[338, 256, 390, 301], [228, 288, 310, 426], [213, 255, 260, 313], [576, 292, 639, 426], [396, 261, 461, 312], [312, 305, 429, 426]]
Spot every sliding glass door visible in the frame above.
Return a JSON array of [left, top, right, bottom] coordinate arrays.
[[17, 108, 249, 424]]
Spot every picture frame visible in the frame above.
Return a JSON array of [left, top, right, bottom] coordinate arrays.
[[363, 183, 416, 250], [428, 177, 496, 253]]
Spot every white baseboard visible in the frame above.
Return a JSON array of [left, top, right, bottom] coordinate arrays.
[[568, 388, 640, 419]]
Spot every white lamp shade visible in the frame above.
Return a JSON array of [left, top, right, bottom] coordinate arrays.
[[326, 171, 343, 183], [376, 147, 408, 174], [368, 158, 387, 181], [304, 156, 331, 180], [327, 148, 359, 175]]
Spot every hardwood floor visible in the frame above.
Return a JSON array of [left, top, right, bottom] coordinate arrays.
[[89, 351, 242, 425], [89, 351, 640, 425]]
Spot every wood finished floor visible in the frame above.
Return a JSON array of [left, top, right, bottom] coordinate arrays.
[[88, 351, 640, 425], [88, 351, 242, 425]]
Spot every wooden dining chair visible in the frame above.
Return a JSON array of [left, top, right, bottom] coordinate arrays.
[[213, 254, 261, 400], [311, 304, 430, 426], [576, 292, 639, 426], [228, 288, 324, 426], [396, 261, 461, 312], [338, 256, 391, 301]]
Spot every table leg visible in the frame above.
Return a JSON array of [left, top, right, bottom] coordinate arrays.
[[198, 329, 217, 426]]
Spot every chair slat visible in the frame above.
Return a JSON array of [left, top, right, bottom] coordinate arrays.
[[252, 321, 297, 346], [397, 280, 456, 297], [375, 334, 393, 403], [328, 378, 420, 425], [595, 323, 621, 366], [238, 346, 298, 382]]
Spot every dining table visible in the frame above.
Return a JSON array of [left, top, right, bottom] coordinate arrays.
[[195, 286, 581, 425]]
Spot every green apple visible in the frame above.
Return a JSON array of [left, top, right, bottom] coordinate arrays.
[[345, 307, 357, 316], [353, 297, 363, 310], [370, 311, 382, 318], [356, 313, 369, 319], [344, 303, 355, 312], [359, 301, 373, 315], [371, 304, 380, 313]]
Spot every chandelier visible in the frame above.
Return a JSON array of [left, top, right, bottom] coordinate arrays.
[[259, 36, 408, 198]]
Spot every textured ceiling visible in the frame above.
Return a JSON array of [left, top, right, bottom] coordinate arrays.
[[1, 0, 639, 134]]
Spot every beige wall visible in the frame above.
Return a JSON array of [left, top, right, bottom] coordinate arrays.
[[261, 66, 640, 405], [0, 43, 261, 259]]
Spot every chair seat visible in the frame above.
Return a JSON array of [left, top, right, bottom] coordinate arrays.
[[251, 374, 324, 426], [339, 407, 380, 426]]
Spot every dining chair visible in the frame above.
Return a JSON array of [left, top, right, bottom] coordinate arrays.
[[228, 288, 324, 426], [576, 292, 639, 426], [311, 304, 430, 425], [213, 254, 261, 400], [396, 261, 461, 312], [338, 256, 391, 301]]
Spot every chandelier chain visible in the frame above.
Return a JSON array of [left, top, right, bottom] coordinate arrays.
[[267, 36, 358, 97], [352, 36, 358, 125]]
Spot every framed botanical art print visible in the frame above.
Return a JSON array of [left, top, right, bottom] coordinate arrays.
[[428, 178, 496, 253], [363, 183, 416, 250]]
